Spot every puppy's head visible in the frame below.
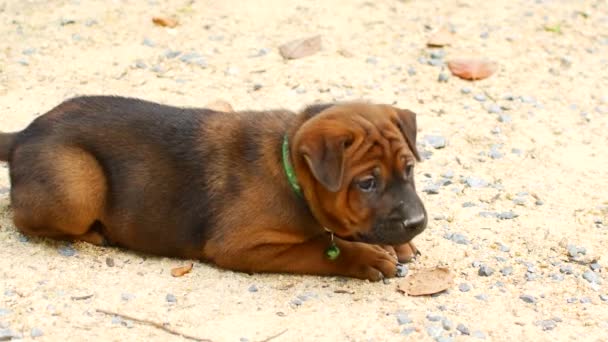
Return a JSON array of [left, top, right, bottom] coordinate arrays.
[[293, 103, 427, 245]]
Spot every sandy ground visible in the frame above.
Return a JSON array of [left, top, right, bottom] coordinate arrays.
[[1, 0, 608, 341]]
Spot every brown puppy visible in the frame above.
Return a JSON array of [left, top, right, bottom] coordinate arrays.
[[0, 96, 427, 281]]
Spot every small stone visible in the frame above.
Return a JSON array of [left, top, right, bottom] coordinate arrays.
[[150, 65, 164, 73], [567, 244, 579, 257], [423, 135, 447, 149], [599, 294, 608, 301], [472, 330, 487, 339], [520, 95, 536, 104], [560, 265, 574, 274], [422, 183, 440, 194], [478, 265, 495, 277], [497, 211, 518, 220], [520, 294, 536, 303], [0, 308, 10, 316], [17, 58, 29, 66], [290, 299, 302, 306], [438, 72, 449, 82], [142, 38, 155, 47], [475, 294, 488, 301], [591, 262, 602, 271], [442, 318, 453, 331], [164, 50, 181, 59], [396, 311, 412, 325], [461, 87, 472, 94], [407, 67, 416, 76], [366, 56, 378, 64], [429, 50, 445, 59], [0, 329, 20, 340], [396, 264, 408, 277], [582, 271, 600, 284], [567, 297, 578, 303], [426, 313, 443, 322], [248, 284, 258, 293], [179, 52, 206, 67], [580, 297, 591, 303], [105, 257, 115, 267], [486, 103, 502, 114], [474, 94, 486, 102], [30, 327, 44, 338], [445, 233, 470, 245], [111, 316, 122, 324], [457, 323, 470, 335], [401, 327, 415, 335], [135, 60, 147, 69], [459, 283, 471, 292], [551, 273, 565, 281], [498, 114, 512, 123], [462, 202, 476, 208], [500, 267, 513, 276], [166, 293, 177, 303], [60, 18, 75, 26], [58, 244, 76, 257], [121, 293, 134, 301], [525, 272, 538, 281], [426, 325, 443, 338]]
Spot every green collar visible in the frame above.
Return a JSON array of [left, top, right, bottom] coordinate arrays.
[[282, 135, 303, 198]]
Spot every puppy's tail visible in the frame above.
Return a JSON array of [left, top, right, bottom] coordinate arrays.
[[0, 132, 17, 162]]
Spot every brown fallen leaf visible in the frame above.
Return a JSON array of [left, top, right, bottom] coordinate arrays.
[[152, 16, 178, 28], [279, 35, 322, 60], [171, 263, 193, 277], [447, 59, 497, 80], [427, 27, 454, 47], [206, 99, 234, 112], [397, 266, 454, 296]]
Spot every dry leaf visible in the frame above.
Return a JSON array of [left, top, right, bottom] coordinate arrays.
[[279, 35, 322, 60], [206, 100, 234, 112], [447, 59, 497, 80], [152, 16, 178, 28], [397, 266, 454, 296], [171, 263, 193, 277], [427, 28, 454, 47]]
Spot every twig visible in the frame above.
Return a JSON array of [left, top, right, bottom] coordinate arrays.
[[257, 329, 288, 342], [96, 308, 211, 342]]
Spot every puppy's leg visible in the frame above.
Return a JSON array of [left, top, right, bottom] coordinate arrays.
[[213, 235, 398, 281], [10, 144, 107, 245], [394, 241, 420, 263]]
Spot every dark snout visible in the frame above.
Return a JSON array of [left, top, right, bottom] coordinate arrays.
[[359, 186, 428, 245]]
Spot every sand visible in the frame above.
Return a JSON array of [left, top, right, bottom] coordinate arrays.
[[1, 0, 607, 341]]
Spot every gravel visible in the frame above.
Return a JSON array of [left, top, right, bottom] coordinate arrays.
[[423, 135, 447, 149], [30, 327, 44, 338], [166, 293, 177, 303], [426, 325, 443, 339], [582, 271, 600, 284], [58, 244, 76, 257], [426, 313, 443, 322], [464, 176, 487, 188], [396, 311, 412, 325], [457, 323, 470, 335], [248, 284, 259, 292], [474, 94, 487, 102], [444, 232, 470, 245], [459, 283, 472, 292], [500, 267, 513, 276]]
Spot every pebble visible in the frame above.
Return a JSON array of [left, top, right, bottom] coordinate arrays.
[[445, 233, 470, 245], [591, 262, 603, 271], [248, 284, 258, 293], [462, 202, 476, 207], [442, 318, 453, 331], [423, 135, 446, 149], [396, 311, 412, 325], [520, 95, 536, 104], [489, 146, 503, 159], [401, 327, 415, 335], [464, 176, 487, 188], [437, 72, 449, 82], [520, 294, 536, 303], [164, 50, 181, 59], [135, 60, 147, 69], [498, 114, 512, 123], [582, 270, 600, 284], [599, 294, 608, 301], [0, 328, 21, 340], [560, 264, 574, 274], [539, 319, 557, 331], [407, 66, 416, 76], [426, 313, 443, 322], [486, 103, 502, 114], [30, 327, 44, 338], [500, 267, 513, 276], [142, 38, 155, 47], [472, 330, 487, 339], [290, 299, 302, 306], [423, 183, 440, 194], [426, 325, 443, 338], [567, 244, 580, 257], [396, 264, 408, 277], [525, 272, 538, 281], [458, 282, 472, 292], [478, 265, 495, 277], [366, 56, 378, 64], [580, 297, 591, 304], [121, 293, 134, 301], [0, 308, 10, 316], [166, 293, 177, 303], [58, 244, 76, 257], [429, 50, 445, 59], [105, 257, 115, 267], [457, 323, 470, 335], [566, 297, 578, 303], [497, 211, 518, 220], [475, 294, 488, 301], [474, 94, 487, 102], [179, 52, 207, 67], [461, 87, 472, 94], [17, 58, 29, 66]]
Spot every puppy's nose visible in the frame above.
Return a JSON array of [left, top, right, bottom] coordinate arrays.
[[403, 213, 427, 232], [387, 201, 407, 221]]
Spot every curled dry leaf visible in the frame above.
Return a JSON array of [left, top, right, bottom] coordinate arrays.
[[206, 99, 234, 112], [447, 59, 497, 80], [152, 16, 178, 28], [427, 27, 454, 47], [171, 263, 193, 277], [279, 35, 322, 60], [397, 266, 454, 296]]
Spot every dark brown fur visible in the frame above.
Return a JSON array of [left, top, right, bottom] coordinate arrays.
[[0, 96, 427, 281]]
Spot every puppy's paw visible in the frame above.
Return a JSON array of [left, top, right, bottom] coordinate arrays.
[[394, 241, 420, 263], [344, 243, 398, 281]]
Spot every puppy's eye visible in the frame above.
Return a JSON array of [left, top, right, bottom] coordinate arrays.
[[405, 164, 414, 178], [357, 176, 377, 192]]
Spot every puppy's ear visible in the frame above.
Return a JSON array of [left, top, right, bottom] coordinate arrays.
[[395, 108, 421, 161], [297, 129, 351, 192]]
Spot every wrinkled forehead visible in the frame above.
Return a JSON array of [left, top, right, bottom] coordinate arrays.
[[326, 103, 403, 142]]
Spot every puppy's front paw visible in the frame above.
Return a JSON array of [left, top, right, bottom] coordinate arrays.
[[343, 243, 398, 281], [394, 241, 420, 263]]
